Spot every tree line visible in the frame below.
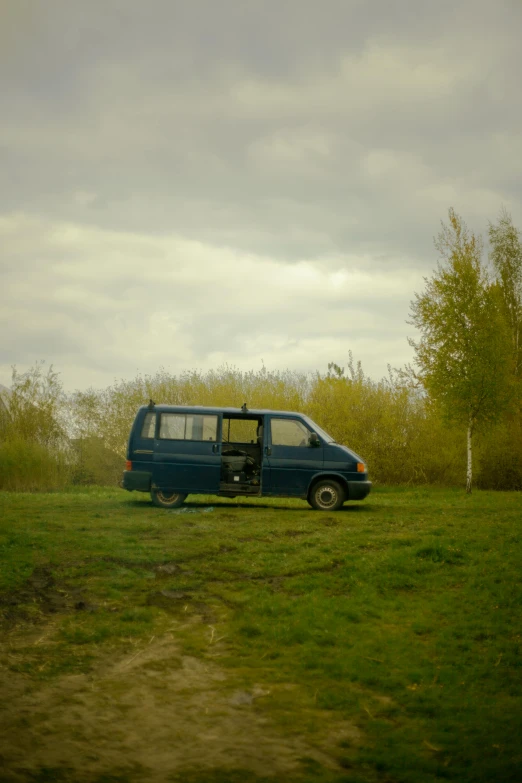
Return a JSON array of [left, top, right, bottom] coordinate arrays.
[[409, 208, 521, 492], [1, 208, 521, 493]]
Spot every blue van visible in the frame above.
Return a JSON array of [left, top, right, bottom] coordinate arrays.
[[121, 403, 371, 511]]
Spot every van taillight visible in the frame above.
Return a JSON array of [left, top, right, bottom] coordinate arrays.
[[126, 460, 132, 471], [357, 462, 365, 473]]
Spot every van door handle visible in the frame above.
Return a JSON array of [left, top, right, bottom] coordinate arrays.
[[264, 446, 271, 456], [212, 443, 220, 453]]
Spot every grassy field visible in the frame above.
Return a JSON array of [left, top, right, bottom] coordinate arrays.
[[0, 486, 521, 783]]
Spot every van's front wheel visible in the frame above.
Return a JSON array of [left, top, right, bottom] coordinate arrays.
[[308, 480, 344, 511], [151, 489, 187, 509]]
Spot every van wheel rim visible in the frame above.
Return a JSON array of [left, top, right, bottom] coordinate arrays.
[[157, 491, 180, 503], [317, 487, 337, 508]]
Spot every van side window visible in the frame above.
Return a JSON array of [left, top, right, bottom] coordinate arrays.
[[186, 415, 218, 441], [271, 418, 310, 447], [141, 412, 156, 439], [159, 413, 218, 441], [160, 414, 185, 440]]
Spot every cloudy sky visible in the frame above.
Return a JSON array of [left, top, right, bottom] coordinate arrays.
[[1, 0, 521, 392]]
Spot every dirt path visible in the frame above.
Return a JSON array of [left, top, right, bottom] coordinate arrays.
[[0, 627, 361, 782]]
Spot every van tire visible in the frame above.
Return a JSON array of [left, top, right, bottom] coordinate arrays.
[[308, 480, 344, 511], [151, 489, 187, 509]]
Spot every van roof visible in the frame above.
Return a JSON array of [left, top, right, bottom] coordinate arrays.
[[139, 404, 304, 417]]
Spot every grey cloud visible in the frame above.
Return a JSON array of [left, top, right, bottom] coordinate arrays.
[[0, 212, 421, 388], [1, 0, 521, 388]]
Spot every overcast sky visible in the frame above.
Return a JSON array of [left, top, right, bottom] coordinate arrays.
[[1, 0, 521, 392]]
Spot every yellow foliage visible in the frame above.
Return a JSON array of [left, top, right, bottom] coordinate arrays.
[[69, 362, 466, 486]]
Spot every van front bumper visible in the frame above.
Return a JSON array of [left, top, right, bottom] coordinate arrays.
[[347, 480, 372, 501], [121, 470, 151, 492]]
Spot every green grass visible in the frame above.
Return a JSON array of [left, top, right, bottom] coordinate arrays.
[[0, 486, 521, 782]]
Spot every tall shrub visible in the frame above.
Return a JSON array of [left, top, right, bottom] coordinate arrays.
[[0, 363, 71, 491]]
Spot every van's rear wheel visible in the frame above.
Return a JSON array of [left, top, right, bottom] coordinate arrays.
[[151, 489, 187, 509], [308, 480, 344, 511]]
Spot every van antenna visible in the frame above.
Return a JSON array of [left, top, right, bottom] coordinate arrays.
[[148, 399, 156, 410], [241, 402, 248, 413]]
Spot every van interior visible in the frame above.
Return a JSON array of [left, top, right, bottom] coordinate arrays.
[[220, 415, 263, 493]]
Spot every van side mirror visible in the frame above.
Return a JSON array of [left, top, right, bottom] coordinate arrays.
[[309, 432, 321, 447]]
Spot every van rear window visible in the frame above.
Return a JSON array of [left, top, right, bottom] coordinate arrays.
[[159, 413, 218, 442], [141, 412, 156, 439]]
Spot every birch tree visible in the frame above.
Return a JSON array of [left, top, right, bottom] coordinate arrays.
[[409, 209, 513, 493], [489, 207, 522, 383]]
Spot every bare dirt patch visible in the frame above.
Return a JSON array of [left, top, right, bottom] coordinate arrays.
[[0, 568, 90, 629], [0, 625, 362, 783]]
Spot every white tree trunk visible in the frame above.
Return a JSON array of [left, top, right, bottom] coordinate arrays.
[[466, 422, 473, 494]]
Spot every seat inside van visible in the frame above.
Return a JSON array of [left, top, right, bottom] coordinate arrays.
[[221, 415, 262, 489]]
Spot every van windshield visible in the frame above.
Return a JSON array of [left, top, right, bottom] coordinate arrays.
[[302, 416, 337, 443]]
